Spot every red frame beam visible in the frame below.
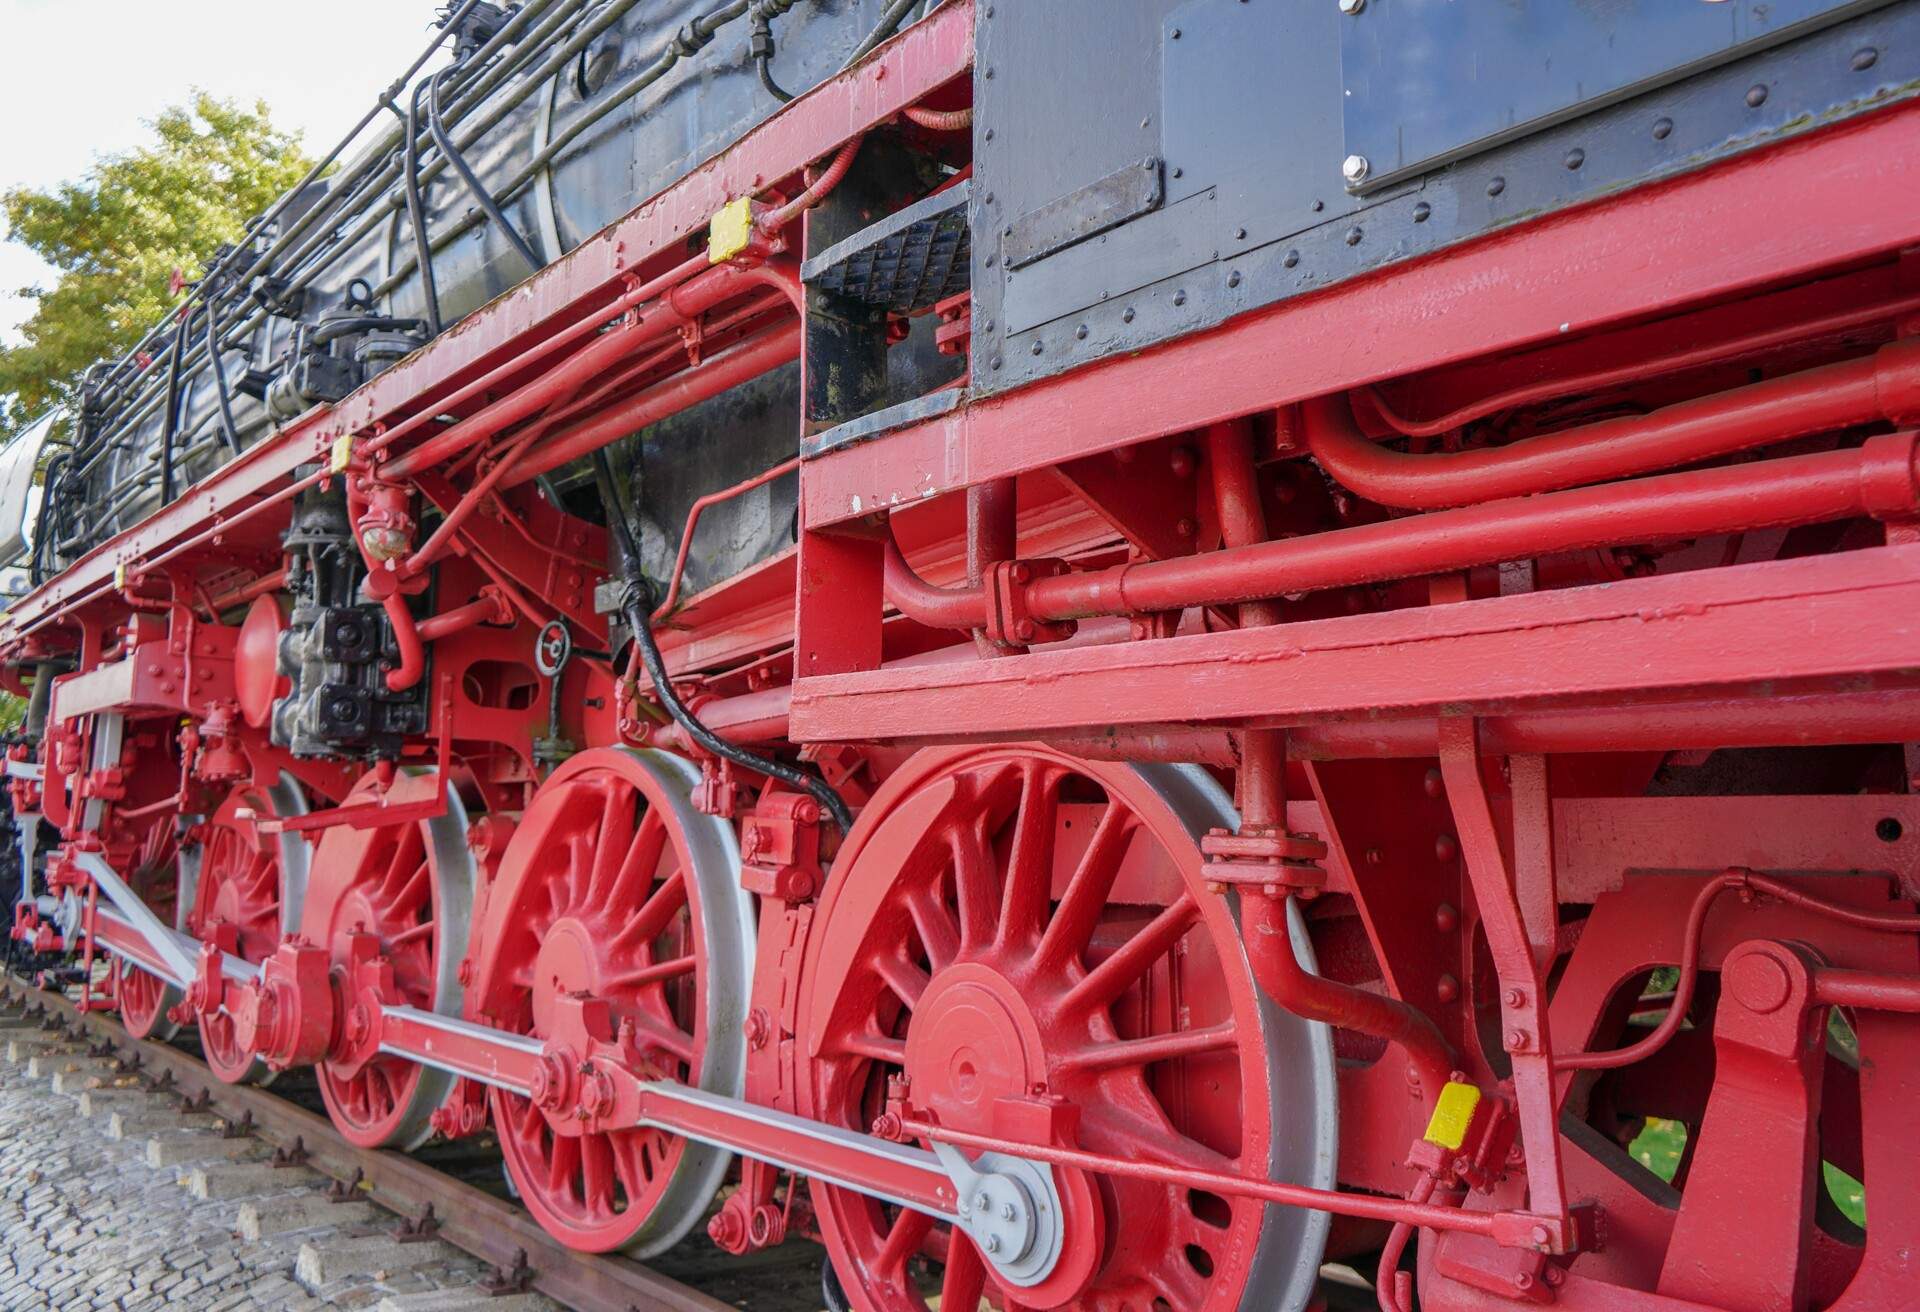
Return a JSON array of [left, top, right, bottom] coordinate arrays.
[[789, 544, 1920, 742]]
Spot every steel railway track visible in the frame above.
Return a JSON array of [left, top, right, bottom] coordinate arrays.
[[0, 974, 828, 1312]]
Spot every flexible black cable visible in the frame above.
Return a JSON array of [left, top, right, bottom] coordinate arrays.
[[590, 448, 855, 833], [28, 453, 66, 586], [404, 78, 445, 336], [202, 292, 243, 453], [843, 0, 919, 68], [158, 304, 191, 503], [427, 66, 545, 273], [750, 2, 796, 102]]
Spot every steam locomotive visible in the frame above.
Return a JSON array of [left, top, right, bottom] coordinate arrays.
[[4, 2, 1919, 1309]]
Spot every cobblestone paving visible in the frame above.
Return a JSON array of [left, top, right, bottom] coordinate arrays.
[[0, 1014, 557, 1311]]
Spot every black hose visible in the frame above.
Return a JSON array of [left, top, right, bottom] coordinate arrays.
[[404, 79, 445, 336], [202, 293, 243, 454], [590, 449, 854, 833], [843, 0, 919, 69], [427, 67, 545, 273], [28, 453, 66, 586], [750, 1, 798, 102], [159, 305, 191, 503]]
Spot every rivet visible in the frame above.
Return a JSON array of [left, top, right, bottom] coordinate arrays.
[[1486, 175, 1506, 197], [982, 191, 994, 204], [982, 319, 995, 333], [1413, 201, 1431, 222], [1344, 225, 1362, 246], [1652, 116, 1674, 140], [1564, 147, 1585, 170], [1173, 289, 1187, 306], [1234, 226, 1248, 239], [1172, 166, 1183, 179], [1170, 26, 1181, 38], [984, 253, 996, 268], [1075, 324, 1089, 339], [983, 127, 996, 140], [1227, 270, 1241, 288], [1002, 225, 1013, 238], [1746, 83, 1769, 108], [1122, 307, 1136, 323], [1311, 198, 1324, 212], [1434, 833, 1458, 862], [1029, 340, 1043, 355], [1853, 47, 1880, 71], [1283, 249, 1300, 268], [990, 356, 1002, 370]]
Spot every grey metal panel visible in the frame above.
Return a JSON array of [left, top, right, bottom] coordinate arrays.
[[1339, 0, 1895, 189], [974, 0, 1920, 398]]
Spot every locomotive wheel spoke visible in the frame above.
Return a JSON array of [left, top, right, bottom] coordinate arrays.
[[940, 1232, 986, 1310], [1060, 893, 1199, 1015], [906, 886, 960, 972], [877, 1208, 934, 1278], [610, 870, 688, 952], [996, 763, 1060, 951], [874, 952, 931, 1008], [602, 954, 697, 990], [586, 788, 638, 906], [1057, 1020, 1239, 1074], [948, 819, 1000, 956], [1034, 804, 1136, 971]]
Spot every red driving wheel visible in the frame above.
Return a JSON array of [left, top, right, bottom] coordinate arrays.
[[116, 858, 181, 1040], [798, 747, 1335, 1312], [305, 768, 476, 1149], [187, 778, 307, 1083], [467, 748, 751, 1256], [116, 955, 176, 1039]]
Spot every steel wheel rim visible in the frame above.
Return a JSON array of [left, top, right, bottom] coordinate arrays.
[[309, 768, 476, 1149], [799, 746, 1335, 1312], [469, 748, 750, 1255], [188, 775, 307, 1084], [116, 956, 179, 1040]]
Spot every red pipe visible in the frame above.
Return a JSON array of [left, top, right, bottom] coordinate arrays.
[[887, 433, 1920, 628], [386, 261, 800, 481], [902, 105, 972, 132], [1303, 340, 1920, 510], [207, 568, 287, 613], [415, 588, 513, 643], [502, 323, 803, 486], [761, 137, 863, 232], [1813, 968, 1920, 1013], [1367, 294, 1920, 441], [1244, 889, 1455, 1104], [382, 593, 426, 693], [364, 252, 709, 465]]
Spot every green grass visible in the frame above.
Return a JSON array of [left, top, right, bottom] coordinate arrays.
[[1627, 1117, 1865, 1227]]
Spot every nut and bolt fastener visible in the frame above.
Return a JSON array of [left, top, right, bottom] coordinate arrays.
[[1341, 154, 1370, 183], [985, 1234, 1003, 1254], [1338, 0, 1365, 13]]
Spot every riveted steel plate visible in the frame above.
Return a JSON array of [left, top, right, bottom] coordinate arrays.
[[1339, 0, 1895, 188]]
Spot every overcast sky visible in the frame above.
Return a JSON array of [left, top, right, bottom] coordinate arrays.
[[0, 0, 452, 344]]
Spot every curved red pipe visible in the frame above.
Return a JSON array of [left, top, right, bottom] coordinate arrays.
[[382, 592, 426, 693], [1244, 890, 1455, 1106], [1302, 340, 1920, 510]]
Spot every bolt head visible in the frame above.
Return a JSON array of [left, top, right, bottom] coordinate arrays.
[[1338, 0, 1365, 12], [984, 1233, 1002, 1254], [1341, 154, 1370, 184]]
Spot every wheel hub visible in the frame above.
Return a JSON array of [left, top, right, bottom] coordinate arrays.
[[904, 963, 1047, 1131]]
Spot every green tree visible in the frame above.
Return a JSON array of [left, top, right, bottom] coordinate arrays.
[[0, 92, 312, 438]]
